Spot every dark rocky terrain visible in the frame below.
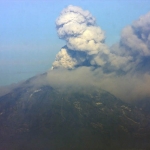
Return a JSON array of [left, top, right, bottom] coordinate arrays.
[[0, 75, 150, 150]]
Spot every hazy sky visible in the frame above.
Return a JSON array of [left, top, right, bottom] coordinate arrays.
[[1, 0, 150, 86]]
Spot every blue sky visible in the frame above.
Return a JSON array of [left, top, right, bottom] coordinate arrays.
[[0, 0, 150, 86]]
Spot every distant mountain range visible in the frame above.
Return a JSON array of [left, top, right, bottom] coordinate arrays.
[[0, 73, 150, 150]]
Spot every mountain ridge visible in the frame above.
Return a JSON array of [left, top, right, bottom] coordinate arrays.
[[0, 75, 150, 149]]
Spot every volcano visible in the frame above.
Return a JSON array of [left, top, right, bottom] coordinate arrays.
[[0, 73, 150, 150]]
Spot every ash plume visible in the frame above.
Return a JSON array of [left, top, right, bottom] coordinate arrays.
[[52, 5, 122, 71], [47, 5, 150, 102], [112, 12, 150, 73], [52, 5, 133, 73]]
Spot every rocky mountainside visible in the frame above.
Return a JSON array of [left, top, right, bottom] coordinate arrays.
[[0, 76, 150, 150]]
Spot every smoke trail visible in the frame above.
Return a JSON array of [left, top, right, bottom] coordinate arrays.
[[111, 12, 150, 73]]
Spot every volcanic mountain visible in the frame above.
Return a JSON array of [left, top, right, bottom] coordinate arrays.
[[1, 5, 150, 150], [0, 73, 150, 150]]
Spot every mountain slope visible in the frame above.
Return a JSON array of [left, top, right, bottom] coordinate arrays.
[[0, 76, 150, 150]]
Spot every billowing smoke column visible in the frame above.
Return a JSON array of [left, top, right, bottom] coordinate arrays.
[[48, 6, 150, 101], [52, 5, 109, 70], [52, 5, 150, 73], [52, 5, 132, 73]]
